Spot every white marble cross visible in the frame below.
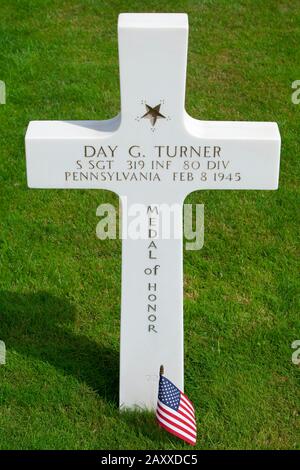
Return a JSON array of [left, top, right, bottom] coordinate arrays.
[[25, 13, 281, 410]]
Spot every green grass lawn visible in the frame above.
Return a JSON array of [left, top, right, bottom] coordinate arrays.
[[0, 0, 299, 450]]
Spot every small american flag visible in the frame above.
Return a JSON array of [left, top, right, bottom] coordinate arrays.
[[156, 372, 197, 446]]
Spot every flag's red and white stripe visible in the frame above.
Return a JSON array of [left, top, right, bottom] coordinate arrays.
[[156, 392, 197, 446]]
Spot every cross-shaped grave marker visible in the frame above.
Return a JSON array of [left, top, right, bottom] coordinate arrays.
[[25, 13, 281, 410]]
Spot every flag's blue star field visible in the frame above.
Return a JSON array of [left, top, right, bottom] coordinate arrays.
[[158, 376, 181, 411]]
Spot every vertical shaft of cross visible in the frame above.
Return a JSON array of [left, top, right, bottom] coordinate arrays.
[[117, 14, 189, 409], [119, 194, 184, 409]]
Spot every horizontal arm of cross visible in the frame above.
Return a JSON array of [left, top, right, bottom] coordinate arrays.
[[25, 12, 281, 198], [26, 114, 281, 195]]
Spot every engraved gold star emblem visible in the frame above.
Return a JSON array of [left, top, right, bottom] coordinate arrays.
[[142, 103, 166, 126]]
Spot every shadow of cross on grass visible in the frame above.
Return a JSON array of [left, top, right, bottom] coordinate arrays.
[[0, 290, 119, 406], [0, 290, 191, 447]]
